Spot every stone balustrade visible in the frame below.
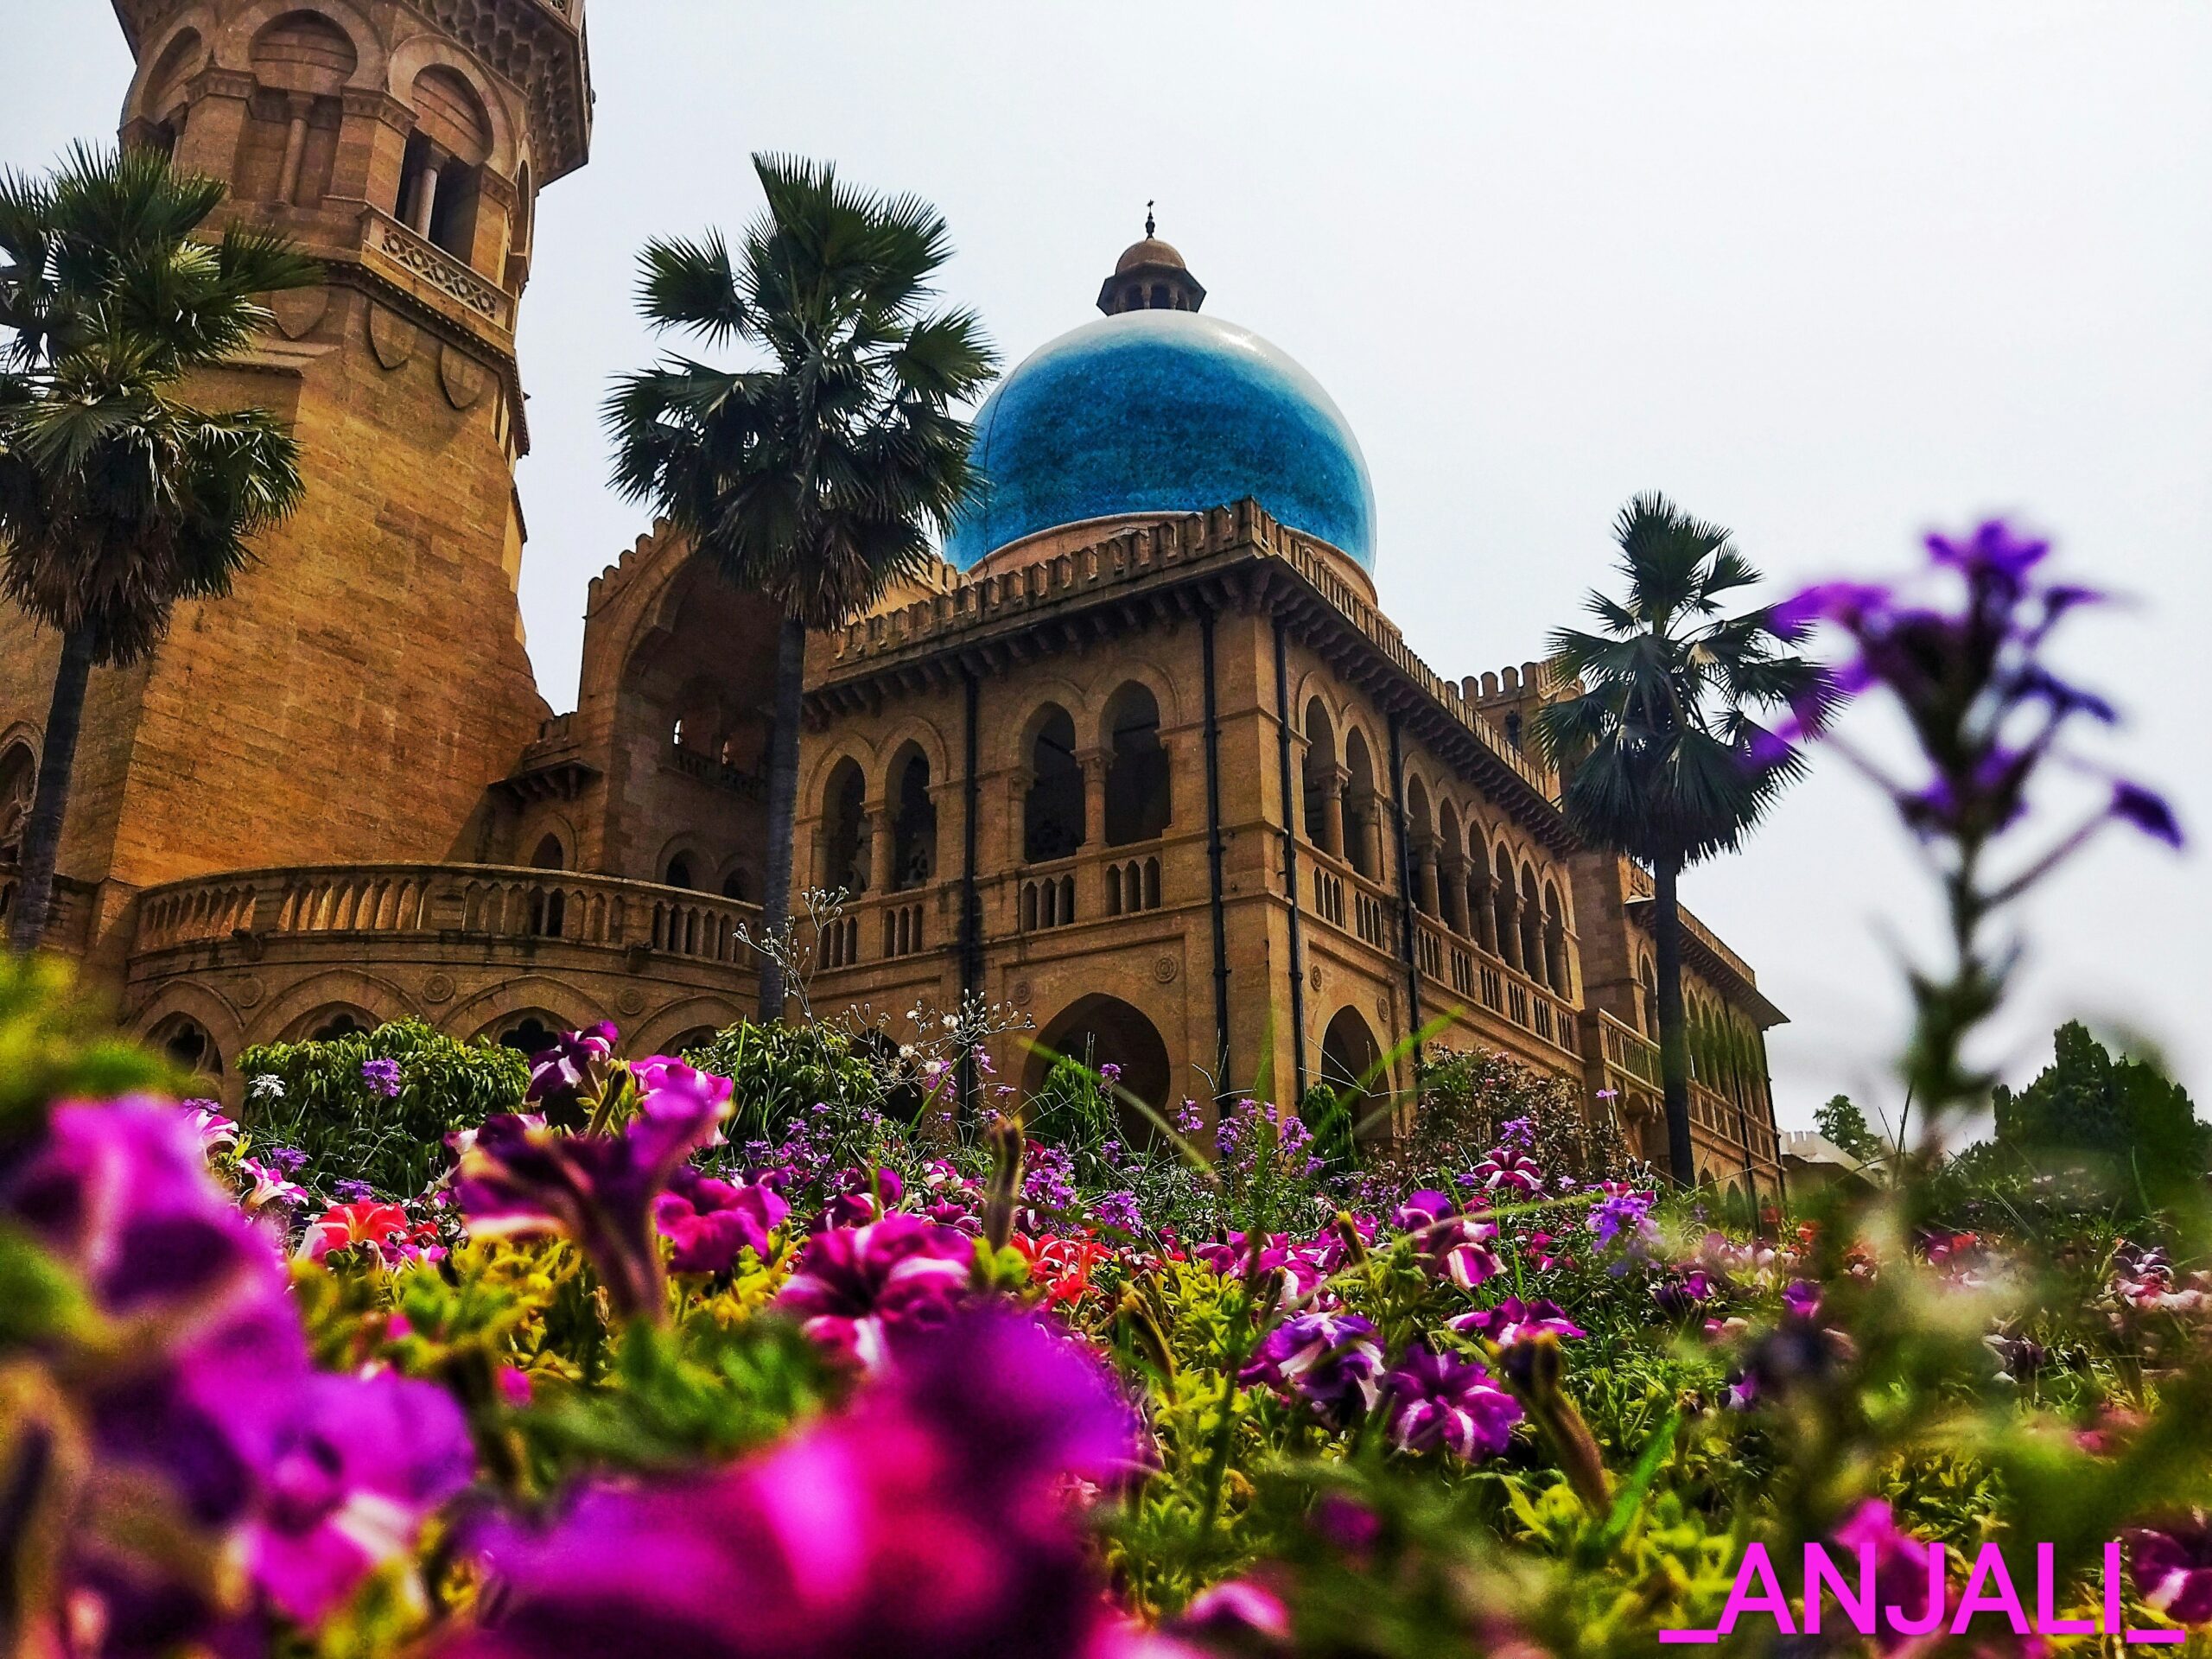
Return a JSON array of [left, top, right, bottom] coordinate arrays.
[[132, 862, 758, 970]]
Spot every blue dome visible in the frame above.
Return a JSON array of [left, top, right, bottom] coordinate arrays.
[[945, 309, 1376, 570]]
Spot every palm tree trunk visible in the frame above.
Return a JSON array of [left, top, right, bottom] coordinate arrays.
[[754, 613, 807, 1022], [8, 628, 95, 955], [1652, 853, 1697, 1186]]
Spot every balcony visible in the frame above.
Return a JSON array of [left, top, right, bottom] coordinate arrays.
[[131, 862, 759, 972], [1410, 914, 1580, 1062], [357, 207, 513, 334]]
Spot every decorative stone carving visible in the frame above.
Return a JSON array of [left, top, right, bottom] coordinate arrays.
[[422, 973, 455, 1005], [375, 220, 504, 321], [1152, 954, 1179, 984], [440, 344, 491, 410], [268, 286, 329, 341], [616, 986, 646, 1017], [366, 303, 417, 370]]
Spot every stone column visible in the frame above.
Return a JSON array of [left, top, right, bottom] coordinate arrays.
[[1408, 830, 1440, 917], [851, 804, 880, 896], [276, 94, 315, 205], [1078, 748, 1108, 850], [1319, 764, 1349, 860], [1007, 770, 1033, 866], [410, 147, 444, 238], [1439, 850, 1470, 935]]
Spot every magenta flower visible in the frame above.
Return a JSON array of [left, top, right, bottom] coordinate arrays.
[[776, 1212, 977, 1370], [182, 1102, 239, 1155], [1178, 1579, 1292, 1643], [238, 1370, 474, 1624], [1450, 1296, 1586, 1346], [455, 1089, 726, 1319], [1380, 1342, 1522, 1459], [817, 1165, 906, 1230], [1240, 1311, 1384, 1427], [442, 1308, 1139, 1659], [1468, 1147, 1543, 1197], [1828, 1500, 1947, 1649], [1393, 1191, 1503, 1288], [654, 1167, 788, 1274], [1651, 1270, 1713, 1319], [525, 1023, 620, 1104], [631, 1055, 734, 1125], [237, 1155, 310, 1215], [2130, 1513, 2212, 1625]]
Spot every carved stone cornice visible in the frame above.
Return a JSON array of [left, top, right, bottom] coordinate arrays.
[[188, 67, 259, 103], [399, 0, 594, 182], [341, 87, 418, 130]]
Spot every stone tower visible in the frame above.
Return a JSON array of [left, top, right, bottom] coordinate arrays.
[[0, 1, 591, 959]]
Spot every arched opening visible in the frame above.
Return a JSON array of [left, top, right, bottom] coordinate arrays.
[[398, 66, 493, 264], [301, 1007, 373, 1044], [1404, 777, 1436, 915], [1638, 954, 1658, 1036], [0, 742, 35, 868], [1319, 1006, 1389, 1150], [1022, 705, 1084, 863], [530, 833, 567, 871], [529, 833, 569, 936], [240, 13, 354, 207], [664, 853, 698, 891], [1492, 847, 1519, 968], [1300, 699, 1339, 856], [150, 1014, 222, 1078], [887, 744, 937, 890], [1437, 801, 1468, 934], [669, 1027, 723, 1058], [1343, 728, 1379, 880], [1102, 683, 1169, 846], [511, 158, 535, 265], [492, 1013, 563, 1059], [720, 868, 750, 902], [1519, 865, 1545, 984], [819, 758, 868, 893], [137, 29, 202, 157], [1542, 880, 1571, 996], [1023, 994, 1173, 1148]]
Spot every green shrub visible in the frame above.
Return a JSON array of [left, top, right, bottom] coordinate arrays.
[[679, 1020, 879, 1146], [238, 1020, 528, 1198]]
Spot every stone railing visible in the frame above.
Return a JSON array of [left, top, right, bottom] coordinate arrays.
[[1410, 915, 1581, 1059], [359, 207, 512, 331], [1595, 1009, 1661, 1086], [664, 743, 768, 801], [131, 863, 760, 970]]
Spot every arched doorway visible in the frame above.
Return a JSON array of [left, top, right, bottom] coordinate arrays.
[[1023, 994, 1173, 1147], [1319, 1006, 1390, 1152]]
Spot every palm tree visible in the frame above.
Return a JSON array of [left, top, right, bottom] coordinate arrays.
[[0, 144, 315, 952], [1533, 493, 1834, 1185], [604, 153, 996, 1021]]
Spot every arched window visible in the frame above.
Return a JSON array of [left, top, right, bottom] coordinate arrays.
[[307, 1008, 371, 1043], [1103, 683, 1169, 846], [136, 29, 202, 159], [1503, 710, 1524, 752], [1022, 705, 1084, 862], [1023, 994, 1173, 1149], [241, 13, 354, 206], [1638, 954, 1658, 1035], [530, 833, 566, 871], [887, 745, 937, 890], [494, 1014, 561, 1058], [1343, 728, 1379, 880], [399, 67, 493, 264], [152, 1014, 222, 1077], [820, 758, 868, 893], [664, 854, 697, 891], [529, 833, 569, 936], [0, 742, 35, 867], [1319, 1006, 1389, 1152], [1300, 699, 1339, 856], [721, 868, 749, 902]]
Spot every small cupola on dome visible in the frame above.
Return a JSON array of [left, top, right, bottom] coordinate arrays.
[[1098, 205, 1206, 315]]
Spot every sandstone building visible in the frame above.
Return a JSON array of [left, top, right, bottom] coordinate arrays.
[[0, 0, 1786, 1198]]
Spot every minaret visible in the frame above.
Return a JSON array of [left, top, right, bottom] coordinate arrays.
[[0, 2, 593, 949]]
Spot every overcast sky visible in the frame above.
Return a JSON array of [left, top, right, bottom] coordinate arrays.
[[10, 3, 2207, 1127]]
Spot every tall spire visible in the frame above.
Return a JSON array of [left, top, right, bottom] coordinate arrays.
[[1097, 209, 1205, 316]]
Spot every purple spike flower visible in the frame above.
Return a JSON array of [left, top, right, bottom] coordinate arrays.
[[1379, 1341, 1522, 1460], [359, 1057, 403, 1098]]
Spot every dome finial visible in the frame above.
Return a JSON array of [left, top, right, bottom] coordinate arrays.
[[1098, 213, 1205, 316]]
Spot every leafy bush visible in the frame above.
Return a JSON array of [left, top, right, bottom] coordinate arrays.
[[1371, 1046, 1636, 1192], [680, 1018, 879, 1145], [238, 1019, 527, 1197], [1991, 1020, 2208, 1211]]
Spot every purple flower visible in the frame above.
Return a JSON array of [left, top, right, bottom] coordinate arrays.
[[334, 1179, 377, 1205], [455, 1090, 726, 1319], [1468, 1147, 1543, 1197], [441, 1307, 1137, 1659], [238, 1155, 311, 1215], [1782, 1278, 1822, 1320], [2130, 1512, 2212, 1625], [1379, 1342, 1522, 1460], [1589, 1184, 1656, 1248], [359, 1058, 403, 1098], [1449, 1296, 1586, 1347], [525, 1023, 619, 1104], [775, 1213, 977, 1370], [654, 1167, 789, 1274], [1091, 1188, 1142, 1236], [631, 1055, 734, 1125], [1177, 1580, 1291, 1643], [2112, 780, 2184, 849], [1829, 1501, 1947, 1649], [1240, 1311, 1384, 1427], [1392, 1191, 1502, 1288], [238, 1370, 474, 1624], [1650, 1270, 1713, 1319]]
